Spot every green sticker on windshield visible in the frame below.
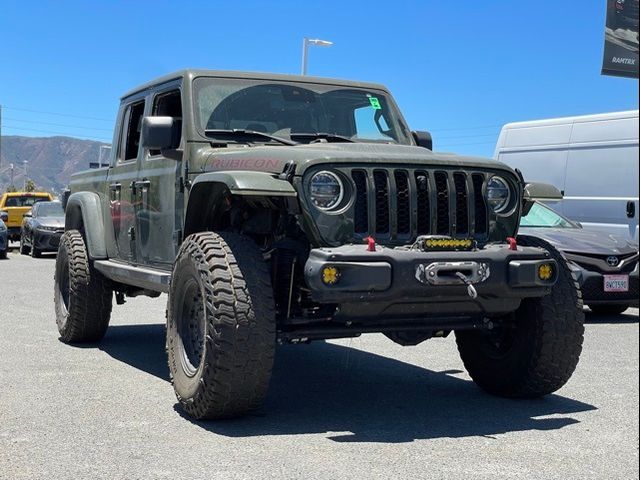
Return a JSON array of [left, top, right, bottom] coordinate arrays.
[[369, 97, 381, 109]]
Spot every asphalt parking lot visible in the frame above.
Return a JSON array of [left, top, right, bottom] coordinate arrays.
[[0, 249, 638, 480]]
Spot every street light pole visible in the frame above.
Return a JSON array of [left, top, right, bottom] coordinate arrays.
[[301, 37, 333, 75]]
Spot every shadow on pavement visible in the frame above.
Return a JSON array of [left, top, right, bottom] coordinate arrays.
[[98, 323, 170, 381], [584, 309, 639, 325], [97, 323, 597, 443]]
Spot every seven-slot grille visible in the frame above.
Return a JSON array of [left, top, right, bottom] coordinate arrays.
[[350, 168, 489, 242]]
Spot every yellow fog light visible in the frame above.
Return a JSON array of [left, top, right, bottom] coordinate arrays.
[[538, 263, 553, 281], [322, 266, 340, 285]]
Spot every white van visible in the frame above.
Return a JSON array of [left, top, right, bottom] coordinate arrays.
[[495, 110, 639, 241]]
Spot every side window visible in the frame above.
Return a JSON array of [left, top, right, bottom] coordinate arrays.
[[353, 106, 392, 140], [119, 100, 145, 162], [149, 89, 182, 156]]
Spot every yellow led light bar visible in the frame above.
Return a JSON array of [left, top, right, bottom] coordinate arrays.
[[422, 237, 474, 251]]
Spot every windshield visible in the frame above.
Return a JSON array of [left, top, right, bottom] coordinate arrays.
[[193, 77, 412, 145], [3, 195, 48, 207], [36, 202, 64, 217], [520, 202, 576, 228]]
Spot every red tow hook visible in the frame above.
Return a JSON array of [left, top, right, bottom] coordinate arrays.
[[366, 236, 376, 252], [507, 236, 518, 251]]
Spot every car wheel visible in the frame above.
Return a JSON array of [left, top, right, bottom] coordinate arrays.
[[20, 234, 30, 255], [30, 235, 41, 258], [588, 304, 629, 315], [167, 231, 276, 419], [54, 230, 113, 343], [456, 235, 584, 397], [0, 249, 6, 260]]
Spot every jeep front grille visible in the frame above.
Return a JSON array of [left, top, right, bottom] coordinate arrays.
[[349, 168, 489, 242]]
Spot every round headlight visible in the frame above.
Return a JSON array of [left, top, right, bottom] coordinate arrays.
[[309, 171, 343, 211], [485, 176, 511, 213]]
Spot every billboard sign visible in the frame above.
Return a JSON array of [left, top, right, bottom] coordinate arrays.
[[602, 0, 639, 78]]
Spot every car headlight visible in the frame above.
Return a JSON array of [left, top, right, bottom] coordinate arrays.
[[485, 176, 512, 214], [309, 171, 344, 211]]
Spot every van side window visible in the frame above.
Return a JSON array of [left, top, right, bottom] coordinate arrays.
[[149, 90, 182, 156], [119, 100, 145, 162]]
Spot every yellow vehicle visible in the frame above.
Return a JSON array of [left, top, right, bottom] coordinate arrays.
[[0, 192, 53, 241]]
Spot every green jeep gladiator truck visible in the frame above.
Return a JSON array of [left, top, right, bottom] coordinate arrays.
[[55, 69, 584, 419]]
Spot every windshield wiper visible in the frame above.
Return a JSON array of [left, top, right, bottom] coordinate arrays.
[[204, 129, 298, 146], [289, 132, 355, 143]]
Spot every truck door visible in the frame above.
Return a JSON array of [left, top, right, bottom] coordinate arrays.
[[107, 98, 146, 263], [134, 85, 183, 267]]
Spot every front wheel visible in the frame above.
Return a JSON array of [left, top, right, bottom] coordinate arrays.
[[31, 236, 41, 258], [54, 230, 113, 343], [456, 235, 584, 398], [20, 235, 30, 255], [167, 231, 276, 420]]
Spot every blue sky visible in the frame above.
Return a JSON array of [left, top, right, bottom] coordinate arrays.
[[0, 0, 638, 157]]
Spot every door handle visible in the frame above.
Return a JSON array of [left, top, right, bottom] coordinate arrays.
[[627, 201, 636, 219], [131, 180, 151, 195], [109, 183, 122, 201]]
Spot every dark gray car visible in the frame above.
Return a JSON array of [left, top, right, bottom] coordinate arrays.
[[520, 201, 639, 314], [20, 201, 65, 258]]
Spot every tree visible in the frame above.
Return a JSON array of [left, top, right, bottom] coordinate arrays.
[[5, 184, 17, 193], [25, 179, 36, 192]]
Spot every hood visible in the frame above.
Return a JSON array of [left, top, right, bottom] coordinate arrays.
[[188, 142, 514, 177], [35, 217, 65, 228], [519, 226, 639, 256]]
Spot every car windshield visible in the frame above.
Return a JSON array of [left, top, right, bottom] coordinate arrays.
[[520, 202, 576, 228], [193, 77, 412, 145], [36, 203, 64, 217], [3, 195, 48, 207]]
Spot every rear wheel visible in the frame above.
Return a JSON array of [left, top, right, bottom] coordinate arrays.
[[54, 230, 112, 343], [167, 231, 276, 419], [588, 304, 628, 315], [456, 235, 584, 397]]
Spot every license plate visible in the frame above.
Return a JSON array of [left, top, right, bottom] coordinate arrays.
[[604, 275, 629, 292]]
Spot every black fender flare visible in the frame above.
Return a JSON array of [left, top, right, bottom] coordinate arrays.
[[184, 171, 297, 237], [64, 192, 108, 259]]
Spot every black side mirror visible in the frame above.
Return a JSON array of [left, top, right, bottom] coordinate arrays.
[[23, 212, 32, 218], [411, 130, 433, 150], [141, 116, 180, 151]]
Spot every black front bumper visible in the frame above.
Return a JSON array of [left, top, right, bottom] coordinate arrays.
[[33, 230, 63, 252], [575, 265, 639, 307], [304, 243, 557, 321]]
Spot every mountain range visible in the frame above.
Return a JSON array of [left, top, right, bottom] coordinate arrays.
[[0, 135, 109, 194]]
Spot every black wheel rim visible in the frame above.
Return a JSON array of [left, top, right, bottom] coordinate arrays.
[[176, 277, 206, 377]]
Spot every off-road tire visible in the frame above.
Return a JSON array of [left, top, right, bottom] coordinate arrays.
[[54, 230, 112, 343], [456, 235, 584, 398], [167, 231, 276, 420], [19, 235, 30, 255], [588, 304, 629, 315]]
